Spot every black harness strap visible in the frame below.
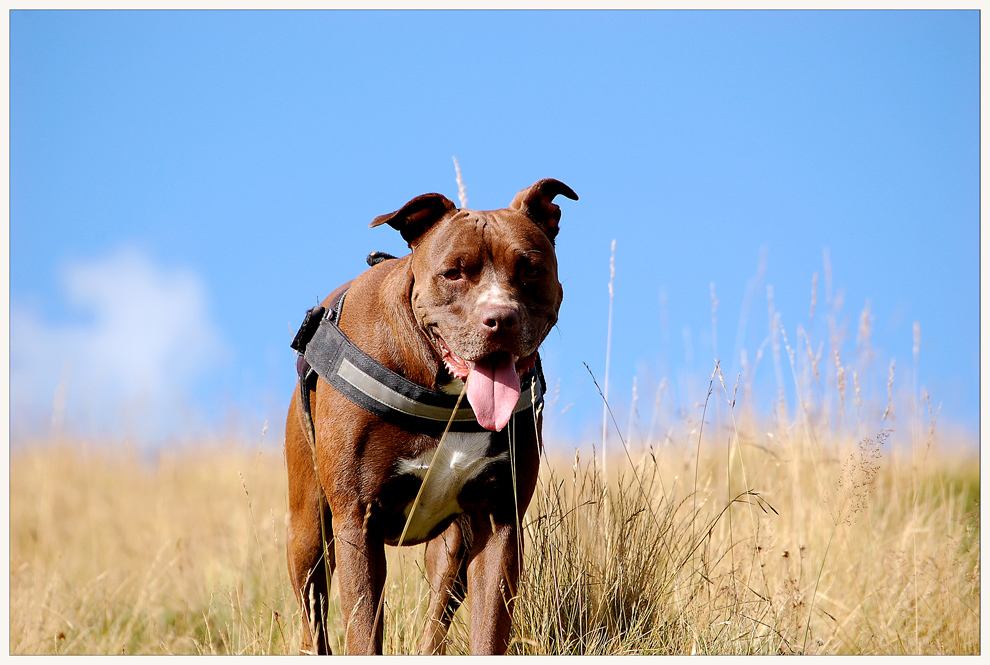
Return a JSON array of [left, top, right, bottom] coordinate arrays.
[[291, 289, 544, 439], [291, 289, 348, 450]]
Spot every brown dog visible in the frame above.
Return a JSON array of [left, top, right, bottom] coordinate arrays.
[[285, 179, 576, 654]]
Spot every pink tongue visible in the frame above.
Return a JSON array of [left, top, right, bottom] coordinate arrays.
[[467, 352, 521, 431]]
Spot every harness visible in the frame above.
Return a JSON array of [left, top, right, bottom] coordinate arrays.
[[290, 282, 545, 443]]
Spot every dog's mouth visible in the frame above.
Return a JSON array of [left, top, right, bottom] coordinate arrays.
[[432, 334, 537, 432]]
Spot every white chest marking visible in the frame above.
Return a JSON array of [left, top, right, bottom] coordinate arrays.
[[396, 432, 507, 542]]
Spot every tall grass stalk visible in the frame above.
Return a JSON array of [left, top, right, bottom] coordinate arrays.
[[601, 239, 617, 493]]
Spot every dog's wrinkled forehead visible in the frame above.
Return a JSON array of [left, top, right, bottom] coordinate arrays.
[[417, 208, 555, 263]]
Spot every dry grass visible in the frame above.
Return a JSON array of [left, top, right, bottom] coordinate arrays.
[[513, 431, 978, 655], [9, 418, 978, 655], [9, 442, 294, 655]]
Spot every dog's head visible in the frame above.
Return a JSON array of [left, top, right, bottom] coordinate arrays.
[[371, 178, 577, 431]]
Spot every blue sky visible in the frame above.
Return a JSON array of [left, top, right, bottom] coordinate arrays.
[[10, 10, 979, 446]]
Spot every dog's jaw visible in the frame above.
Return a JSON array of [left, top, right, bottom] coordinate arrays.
[[430, 331, 541, 431]]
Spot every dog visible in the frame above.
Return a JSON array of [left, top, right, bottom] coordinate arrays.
[[285, 179, 577, 654]]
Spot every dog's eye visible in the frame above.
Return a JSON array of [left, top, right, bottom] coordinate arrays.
[[441, 268, 461, 281], [522, 265, 544, 281]]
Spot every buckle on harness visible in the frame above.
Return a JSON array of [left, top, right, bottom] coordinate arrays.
[[290, 305, 326, 354]]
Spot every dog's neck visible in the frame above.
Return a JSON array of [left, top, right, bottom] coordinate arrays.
[[370, 257, 444, 390]]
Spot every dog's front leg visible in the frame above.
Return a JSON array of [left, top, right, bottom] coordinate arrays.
[[466, 516, 521, 655], [418, 515, 471, 655], [332, 505, 387, 655]]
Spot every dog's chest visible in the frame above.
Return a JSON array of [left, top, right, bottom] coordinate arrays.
[[391, 432, 507, 544]]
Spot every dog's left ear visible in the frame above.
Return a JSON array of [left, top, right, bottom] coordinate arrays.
[[509, 179, 578, 243], [370, 193, 458, 247]]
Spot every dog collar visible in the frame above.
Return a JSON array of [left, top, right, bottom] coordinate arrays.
[[291, 289, 545, 435]]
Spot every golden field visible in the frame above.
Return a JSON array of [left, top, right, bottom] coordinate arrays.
[[9, 411, 979, 655]]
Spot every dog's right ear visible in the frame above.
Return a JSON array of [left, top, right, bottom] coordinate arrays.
[[370, 193, 458, 247], [509, 179, 578, 244]]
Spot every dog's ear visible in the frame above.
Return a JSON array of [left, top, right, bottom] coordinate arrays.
[[370, 193, 458, 247], [509, 179, 578, 243]]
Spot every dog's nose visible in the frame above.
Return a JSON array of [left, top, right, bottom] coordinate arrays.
[[480, 305, 520, 333]]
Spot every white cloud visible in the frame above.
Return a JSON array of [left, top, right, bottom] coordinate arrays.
[[11, 247, 225, 442]]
